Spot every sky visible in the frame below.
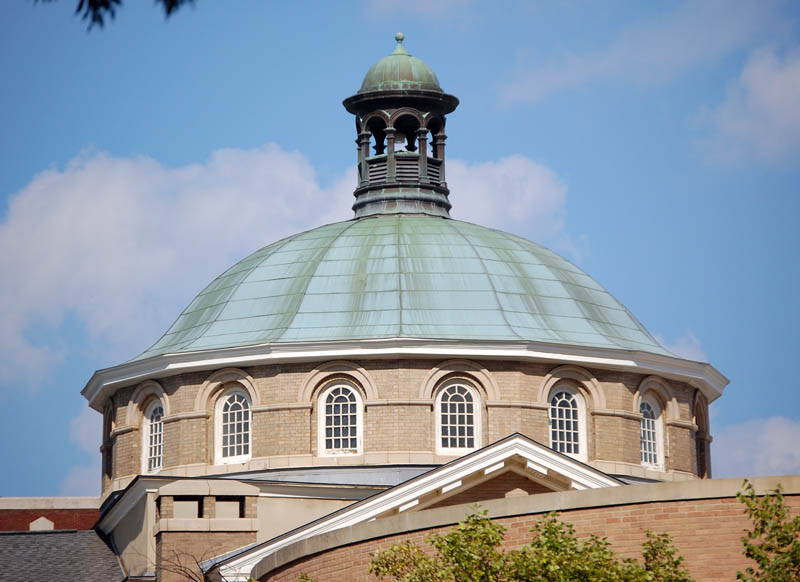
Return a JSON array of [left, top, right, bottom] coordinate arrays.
[[1, 0, 799, 497]]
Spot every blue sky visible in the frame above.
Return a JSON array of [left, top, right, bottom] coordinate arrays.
[[1, 0, 798, 496]]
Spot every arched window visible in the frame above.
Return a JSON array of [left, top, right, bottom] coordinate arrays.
[[318, 383, 362, 455], [215, 389, 251, 464], [549, 385, 586, 460], [436, 381, 480, 454], [640, 395, 663, 468], [142, 400, 163, 473]]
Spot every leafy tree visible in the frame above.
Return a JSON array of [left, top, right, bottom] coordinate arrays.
[[737, 480, 800, 582], [36, 0, 194, 29], [365, 510, 693, 582]]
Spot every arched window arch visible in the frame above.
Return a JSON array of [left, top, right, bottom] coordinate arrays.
[[640, 394, 664, 469], [435, 380, 481, 454], [317, 382, 363, 456], [215, 387, 251, 464], [549, 384, 587, 460], [142, 400, 164, 474]]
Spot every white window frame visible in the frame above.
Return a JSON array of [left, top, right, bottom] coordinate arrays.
[[548, 383, 588, 462], [640, 394, 664, 469], [214, 387, 252, 465], [141, 400, 164, 474], [435, 380, 481, 455], [317, 382, 363, 457]]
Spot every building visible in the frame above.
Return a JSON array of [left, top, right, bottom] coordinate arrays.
[[2, 34, 797, 582]]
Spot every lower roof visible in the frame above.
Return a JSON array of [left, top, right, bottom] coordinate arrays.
[[0, 529, 123, 582]]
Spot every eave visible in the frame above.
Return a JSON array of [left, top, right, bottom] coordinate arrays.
[[82, 337, 728, 411]]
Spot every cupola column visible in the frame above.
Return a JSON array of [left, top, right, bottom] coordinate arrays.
[[357, 131, 370, 187], [417, 128, 429, 183], [385, 127, 397, 182], [433, 133, 448, 186]]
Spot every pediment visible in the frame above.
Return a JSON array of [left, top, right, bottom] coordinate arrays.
[[212, 433, 623, 581]]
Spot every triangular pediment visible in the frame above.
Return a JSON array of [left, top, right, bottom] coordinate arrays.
[[213, 433, 622, 581]]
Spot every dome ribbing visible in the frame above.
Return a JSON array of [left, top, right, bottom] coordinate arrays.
[[136, 215, 669, 360]]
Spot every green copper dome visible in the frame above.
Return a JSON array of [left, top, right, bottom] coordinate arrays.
[[359, 33, 442, 93], [136, 215, 669, 360]]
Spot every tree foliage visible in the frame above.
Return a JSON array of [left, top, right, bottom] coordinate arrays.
[[366, 510, 693, 582], [36, 0, 194, 29], [736, 480, 800, 582]]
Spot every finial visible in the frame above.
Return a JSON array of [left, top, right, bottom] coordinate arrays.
[[392, 32, 409, 55]]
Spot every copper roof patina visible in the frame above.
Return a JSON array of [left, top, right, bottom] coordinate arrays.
[[358, 33, 442, 93], [136, 214, 669, 360]]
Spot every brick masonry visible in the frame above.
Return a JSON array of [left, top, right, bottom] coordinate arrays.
[[104, 359, 706, 495], [262, 493, 800, 582], [0, 508, 99, 531]]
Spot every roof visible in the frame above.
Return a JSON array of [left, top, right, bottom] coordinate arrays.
[[359, 33, 442, 93], [136, 214, 670, 361], [208, 433, 623, 580], [0, 529, 123, 582]]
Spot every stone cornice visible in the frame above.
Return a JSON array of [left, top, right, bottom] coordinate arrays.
[[82, 337, 728, 411]]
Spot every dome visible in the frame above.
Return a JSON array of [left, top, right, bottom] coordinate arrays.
[[358, 33, 442, 93], [136, 214, 669, 361]]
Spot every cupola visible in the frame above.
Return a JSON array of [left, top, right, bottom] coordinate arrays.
[[343, 33, 459, 217]]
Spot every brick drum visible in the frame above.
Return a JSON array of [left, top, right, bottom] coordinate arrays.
[[263, 494, 800, 582]]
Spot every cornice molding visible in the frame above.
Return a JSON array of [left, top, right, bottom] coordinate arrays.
[[82, 338, 728, 410]]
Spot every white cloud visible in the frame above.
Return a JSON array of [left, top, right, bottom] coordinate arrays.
[[655, 329, 707, 361], [713, 417, 800, 478], [501, 0, 778, 105], [448, 155, 568, 239], [60, 407, 102, 496], [700, 47, 800, 163], [0, 146, 569, 391], [0, 145, 353, 387]]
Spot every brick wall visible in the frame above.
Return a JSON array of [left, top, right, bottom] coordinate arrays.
[[0, 508, 99, 531], [156, 531, 256, 582], [104, 359, 707, 493], [263, 494, 800, 582]]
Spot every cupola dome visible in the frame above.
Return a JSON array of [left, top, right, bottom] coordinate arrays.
[[359, 33, 442, 93]]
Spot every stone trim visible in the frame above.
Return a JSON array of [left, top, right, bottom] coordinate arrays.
[[538, 365, 606, 409], [419, 359, 500, 401], [162, 411, 210, 424], [251, 403, 313, 413], [297, 361, 378, 402], [665, 419, 697, 431], [364, 399, 431, 407], [590, 408, 641, 421], [251, 475, 800, 580], [154, 518, 258, 534], [111, 424, 138, 437], [487, 401, 548, 410]]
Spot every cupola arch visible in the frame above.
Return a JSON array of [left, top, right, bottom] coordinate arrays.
[[127, 380, 170, 425]]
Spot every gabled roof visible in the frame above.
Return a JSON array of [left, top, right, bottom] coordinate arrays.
[[209, 433, 622, 581]]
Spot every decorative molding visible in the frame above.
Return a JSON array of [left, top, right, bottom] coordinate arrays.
[[666, 419, 698, 431], [487, 401, 549, 410], [634, 376, 679, 421], [126, 380, 170, 425], [251, 403, 312, 413], [162, 411, 210, 424], [111, 424, 137, 437], [538, 365, 607, 409], [195, 368, 260, 412], [419, 359, 500, 400], [591, 408, 641, 421], [81, 337, 728, 411], [298, 360, 378, 402], [365, 399, 431, 407]]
